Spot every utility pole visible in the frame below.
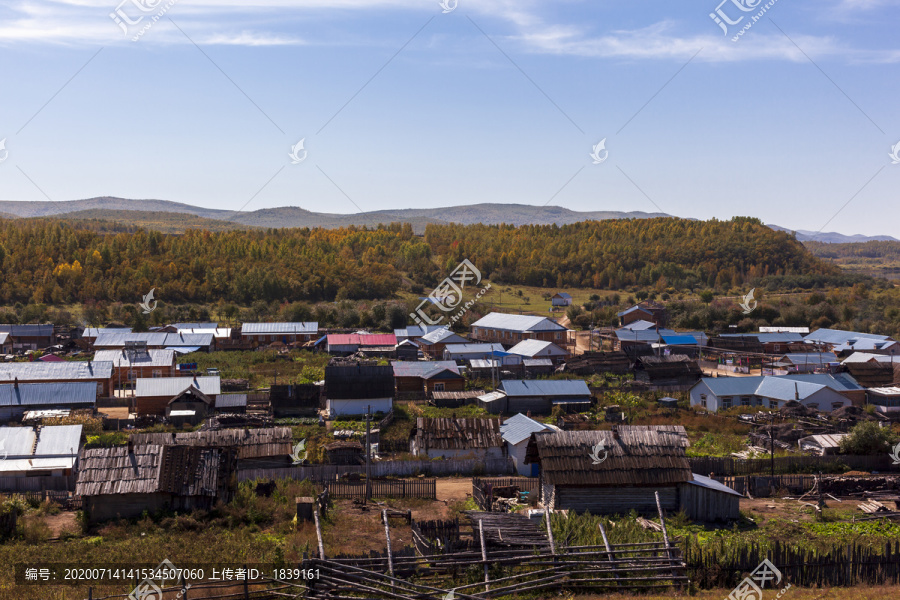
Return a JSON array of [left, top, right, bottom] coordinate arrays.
[[769, 411, 775, 480], [365, 404, 371, 503]]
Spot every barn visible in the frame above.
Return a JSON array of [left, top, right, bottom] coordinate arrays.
[[0, 381, 97, 421], [130, 427, 293, 470], [134, 376, 221, 415], [76, 443, 237, 523], [524, 426, 741, 522], [494, 379, 592, 415]]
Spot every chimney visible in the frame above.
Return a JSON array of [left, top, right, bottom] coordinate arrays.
[[127, 440, 134, 454], [612, 424, 619, 439], [794, 382, 799, 401], [14, 377, 18, 390]]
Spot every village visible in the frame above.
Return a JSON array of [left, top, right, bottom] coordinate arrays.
[[0, 299, 898, 600]]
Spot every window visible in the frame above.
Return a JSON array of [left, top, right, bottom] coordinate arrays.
[[555, 332, 562, 340], [807, 403, 819, 410], [832, 402, 843, 411], [433, 382, 445, 392], [741, 397, 751, 406], [701, 399, 707, 409], [97, 382, 104, 396], [721, 397, 732, 409], [769, 400, 777, 409], [152, 369, 162, 378]]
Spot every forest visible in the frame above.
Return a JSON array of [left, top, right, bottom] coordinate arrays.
[[0, 216, 873, 309]]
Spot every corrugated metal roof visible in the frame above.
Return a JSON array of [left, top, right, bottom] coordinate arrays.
[[35, 425, 81, 456], [0, 324, 54, 337], [621, 320, 656, 331], [523, 358, 553, 367], [869, 386, 900, 395], [0, 382, 97, 407], [170, 322, 218, 330], [419, 329, 467, 344], [175, 328, 231, 338], [617, 306, 651, 317], [798, 433, 848, 449], [696, 373, 863, 398], [391, 361, 460, 378], [477, 391, 507, 403], [93, 349, 175, 368], [0, 361, 113, 381], [720, 332, 805, 343], [688, 473, 743, 497], [471, 313, 567, 332], [394, 325, 444, 338], [760, 326, 809, 333], [500, 413, 550, 445], [135, 376, 221, 397], [0, 427, 35, 456], [507, 339, 566, 357], [444, 343, 505, 354], [833, 339, 897, 352], [241, 322, 318, 335], [326, 334, 397, 346], [661, 335, 698, 345], [805, 328, 890, 345], [755, 378, 826, 401], [82, 327, 132, 338], [499, 379, 590, 398], [215, 394, 247, 408], [843, 352, 895, 364], [94, 332, 213, 347], [553, 292, 572, 300], [780, 352, 838, 364]]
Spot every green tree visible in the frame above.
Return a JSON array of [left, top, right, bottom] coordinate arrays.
[[838, 422, 897, 455]]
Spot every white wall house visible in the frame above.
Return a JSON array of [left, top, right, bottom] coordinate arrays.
[[690, 375, 852, 413]]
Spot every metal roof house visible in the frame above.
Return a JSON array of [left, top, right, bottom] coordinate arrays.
[[491, 379, 592, 415], [0, 425, 82, 490], [551, 292, 573, 307], [76, 444, 237, 523], [524, 426, 741, 521], [443, 343, 506, 362], [325, 334, 398, 355], [616, 302, 668, 327], [134, 376, 221, 415], [621, 319, 657, 331], [394, 325, 445, 343], [500, 413, 552, 476], [92, 332, 215, 353], [0, 324, 55, 350], [0, 361, 114, 397], [775, 352, 839, 373], [867, 386, 900, 414], [240, 322, 319, 345], [689, 374, 858, 413], [410, 417, 505, 460], [391, 360, 464, 396], [416, 328, 469, 359], [506, 339, 570, 364], [0, 381, 97, 421], [470, 313, 569, 348], [94, 349, 177, 388]]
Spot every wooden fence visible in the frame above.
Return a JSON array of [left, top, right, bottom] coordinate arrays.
[[79, 577, 302, 600], [238, 457, 514, 482], [0, 475, 74, 492], [472, 477, 540, 511], [686, 540, 900, 589], [0, 490, 82, 509], [688, 454, 899, 477], [324, 479, 436, 500]]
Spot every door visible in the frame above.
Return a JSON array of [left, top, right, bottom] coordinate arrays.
[[531, 462, 539, 476]]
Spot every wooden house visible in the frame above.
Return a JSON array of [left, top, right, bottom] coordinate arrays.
[[524, 426, 741, 521], [270, 384, 321, 417], [393, 325, 446, 344], [214, 393, 248, 414], [617, 302, 667, 327], [551, 292, 573, 307], [469, 313, 569, 348], [637, 354, 702, 385], [130, 427, 293, 470], [415, 329, 468, 359], [0, 361, 114, 397], [712, 332, 806, 355], [324, 364, 394, 416], [506, 339, 570, 365], [165, 386, 213, 426], [0, 325, 55, 350], [92, 331, 215, 353], [133, 376, 220, 415], [492, 379, 592, 415], [76, 444, 237, 523], [240, 322, 318, 345], [93, 348, 176, 389], [391, 360, 464, 396], [410, 417, 505, 460]]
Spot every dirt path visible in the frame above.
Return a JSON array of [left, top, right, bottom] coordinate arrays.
[[44, 512, 76, 537], [435, 478, 472, 503]]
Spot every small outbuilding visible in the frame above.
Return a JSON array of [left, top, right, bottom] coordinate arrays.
[[499, 413, 552, 476], [410, 417, 504, 461], [494, 379, 592, 415]]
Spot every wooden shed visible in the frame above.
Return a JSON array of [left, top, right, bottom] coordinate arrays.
[[75, 444, 237, 523], [524, 426, 742, 521], [165, 386, 213, 426], [324, 440, 364, 465], [410, 417, 505, 461], [130, 427, 293, 469]]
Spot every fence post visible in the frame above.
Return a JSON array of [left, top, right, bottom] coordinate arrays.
[[243, 563, 249, 600], [180, 574, 188, 599]]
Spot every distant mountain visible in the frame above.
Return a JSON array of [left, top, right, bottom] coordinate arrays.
[[0, 197, 671, 232], [768, 224, 898, 244]]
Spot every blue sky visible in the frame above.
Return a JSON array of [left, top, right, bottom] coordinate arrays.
[[0, 0, 898, 235]]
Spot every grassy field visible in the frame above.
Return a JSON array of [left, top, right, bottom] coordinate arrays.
[[175, 350, 328, 389]]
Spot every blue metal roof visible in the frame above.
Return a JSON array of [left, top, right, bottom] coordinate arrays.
[[241, 322, 318, 335], [662, 335, 698, 345], [0, 382, 97, 407], [500, 413, 550, 445], [696, 373, 862, 398], [0, 361, 113, 381], [499, 379, 591, 398], [392, 361, 460, 378], [0, 324, 54, 337], [394, 325, 444, 338], [805, 328, 890, 345]]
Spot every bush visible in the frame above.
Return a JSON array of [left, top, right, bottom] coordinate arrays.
[[839, 422, 897, 455]]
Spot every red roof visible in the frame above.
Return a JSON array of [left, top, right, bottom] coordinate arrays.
[[327, 334, 397, 347]]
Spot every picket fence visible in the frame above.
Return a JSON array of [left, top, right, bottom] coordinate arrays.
[[324, 478, 436, 500], [238, 457, 514, 482]]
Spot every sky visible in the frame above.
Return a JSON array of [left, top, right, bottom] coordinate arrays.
[[0, 0, 898, 236]]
